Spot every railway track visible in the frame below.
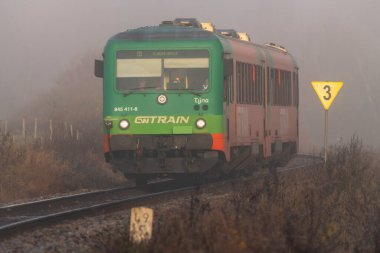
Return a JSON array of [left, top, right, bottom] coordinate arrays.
[[0, 179, 189, 238], [0, 186, 137, 219], [0, 154, 322, 240]]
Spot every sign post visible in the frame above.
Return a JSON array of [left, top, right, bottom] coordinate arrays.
[[324, 110, 328, 165], [311, 81, 343, 165]]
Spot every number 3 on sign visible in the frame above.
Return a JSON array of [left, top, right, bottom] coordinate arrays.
[[312, 81, 344, 110], [323, 85, 331, 100]]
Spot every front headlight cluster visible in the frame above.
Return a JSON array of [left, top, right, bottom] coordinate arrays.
[[115, 118, 206, 130]]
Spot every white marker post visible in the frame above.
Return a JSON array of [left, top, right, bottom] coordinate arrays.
[[311, 81, 343, 165], [130, 207, 154, 243]]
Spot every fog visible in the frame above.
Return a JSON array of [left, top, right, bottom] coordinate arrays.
[[1, 0, 379, 151]]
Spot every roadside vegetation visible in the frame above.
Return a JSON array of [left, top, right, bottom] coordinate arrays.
[[0, 53, 125, 203], [0, 129, 124, 203], [121, 136, 380, 253]]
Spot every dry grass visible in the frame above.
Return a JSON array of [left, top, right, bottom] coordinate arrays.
[[0, 129, 125, 203], [0, 53, 126, 203], [121, 136, 380, 253]]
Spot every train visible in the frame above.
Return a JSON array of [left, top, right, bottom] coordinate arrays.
[[95, 18, 299, 185]]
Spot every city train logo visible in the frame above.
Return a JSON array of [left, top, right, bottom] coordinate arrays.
[[134, 116, 190, 124]]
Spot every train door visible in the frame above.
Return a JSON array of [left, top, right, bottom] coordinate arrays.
[[263, 66, 272, 157], [223, 58, 234, 161]]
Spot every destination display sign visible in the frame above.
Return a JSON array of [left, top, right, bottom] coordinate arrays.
[[117, 50, 209, 59]]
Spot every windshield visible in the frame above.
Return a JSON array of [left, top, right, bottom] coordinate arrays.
[[116, 50, 209, 91]]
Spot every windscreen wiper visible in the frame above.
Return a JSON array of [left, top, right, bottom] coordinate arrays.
[[166, 88, 202, 97], [123, 86, 159, 97], [186, 89, 202, 97]]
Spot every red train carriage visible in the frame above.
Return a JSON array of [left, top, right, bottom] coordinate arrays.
[[220, 34, 298, 163]]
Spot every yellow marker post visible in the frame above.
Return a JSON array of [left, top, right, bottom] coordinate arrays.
[[311, 81, 344, 165], [130, 207, 154, 243]]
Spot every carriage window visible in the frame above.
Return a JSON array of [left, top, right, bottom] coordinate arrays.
[[117, 59, 161, 77], [164, 58, 209, 90], [237, 62, 264, 105]]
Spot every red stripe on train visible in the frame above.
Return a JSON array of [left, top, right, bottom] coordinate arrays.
[[103, 134, 110, 153], [211, 133, 225, 152]]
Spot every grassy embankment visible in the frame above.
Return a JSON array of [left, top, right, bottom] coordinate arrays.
[[121, 137, 380, 253]]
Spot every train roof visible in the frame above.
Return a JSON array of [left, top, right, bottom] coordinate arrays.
[[108, 19, 297, 69], [111, 25, 217, 41]]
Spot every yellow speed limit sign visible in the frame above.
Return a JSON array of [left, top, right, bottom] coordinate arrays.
[[311, 81, 343, 110]]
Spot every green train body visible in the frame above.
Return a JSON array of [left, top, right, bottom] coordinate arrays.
[[95, 19, 299, 182]]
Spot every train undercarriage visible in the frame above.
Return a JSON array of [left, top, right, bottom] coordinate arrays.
[[106, 134, 297, 186], [107, 134, 224, 185]]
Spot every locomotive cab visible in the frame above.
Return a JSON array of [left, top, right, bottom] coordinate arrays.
[[97, 24, 227, 181], [95, 19, 299, 183]]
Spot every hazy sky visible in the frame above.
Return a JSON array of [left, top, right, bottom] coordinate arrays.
[[1, 0, 379, 150]]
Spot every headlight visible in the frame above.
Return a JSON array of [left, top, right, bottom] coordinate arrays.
[[119, 119, 130, 130], [195, 119, 206, 129]]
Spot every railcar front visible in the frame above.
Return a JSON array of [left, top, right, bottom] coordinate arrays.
[[98, 25, 227, 181]]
